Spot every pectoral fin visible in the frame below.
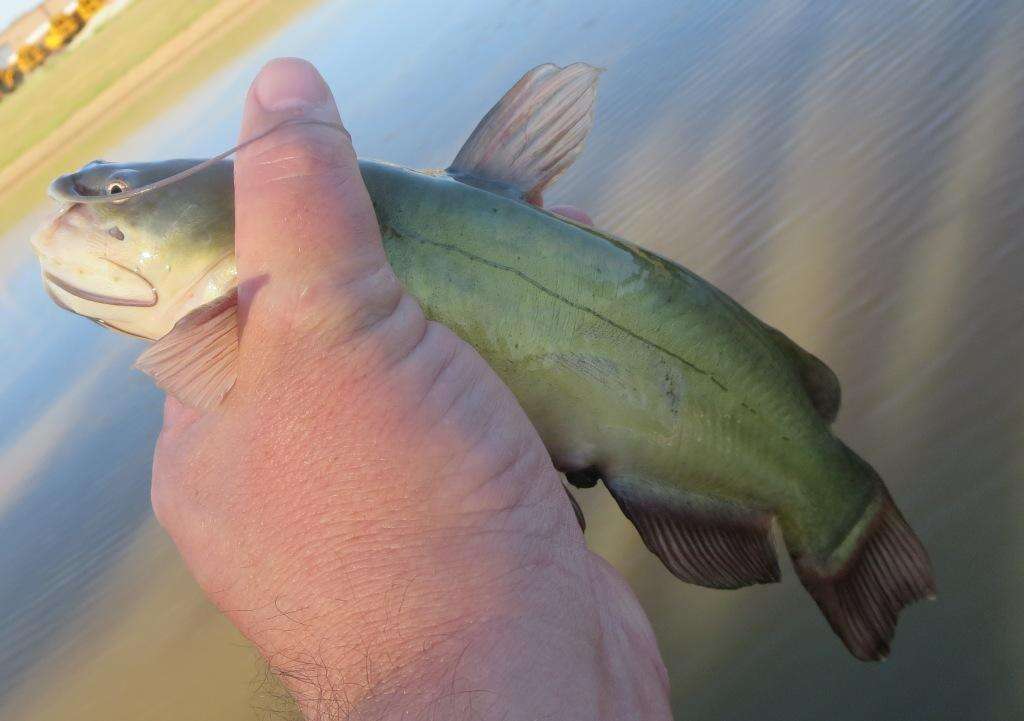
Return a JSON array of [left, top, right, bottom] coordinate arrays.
[[134, 289, 238, 411], [448, 62, 601, 205], [605, 477, 780, 589]]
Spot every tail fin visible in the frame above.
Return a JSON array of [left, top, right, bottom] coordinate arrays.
[[793, 495, 936, 661]]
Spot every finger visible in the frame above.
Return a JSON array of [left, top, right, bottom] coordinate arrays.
[[234, 58, 393, 321], [548, 205, 593, 226], [161, 395, 202, 434], [156, 396, 204, 455]]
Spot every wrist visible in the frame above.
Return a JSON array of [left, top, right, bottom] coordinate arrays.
[[272, 548, 667, 716], [271, 550, 654, 721], [220, 480, 582, 714], [264, 541, 585, 719]]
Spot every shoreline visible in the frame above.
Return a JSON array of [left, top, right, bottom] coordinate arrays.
[[0, 0, 322, 236]]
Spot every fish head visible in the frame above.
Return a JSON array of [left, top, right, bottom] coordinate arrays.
[[31, 158, 237, 340]]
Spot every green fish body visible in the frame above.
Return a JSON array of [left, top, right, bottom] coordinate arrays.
[[371, 160, 871, 561], [31, 63, 933, 661]]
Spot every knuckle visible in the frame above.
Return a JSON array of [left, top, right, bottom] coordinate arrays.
[[316, 266, 407, 336], [239, 276, 417, 395], [334, 290, 430, 381], [326, 263, 405, 331], [256, 264, 403, 342]]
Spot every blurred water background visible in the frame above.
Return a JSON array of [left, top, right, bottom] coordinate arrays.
[[0, 1, 1021, 719]]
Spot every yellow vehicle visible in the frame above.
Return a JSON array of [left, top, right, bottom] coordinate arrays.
[[15, 45, 46, 74], [1, 65, 22, 93], [43, 14, 83, 52], [75, 0, 107, 22]]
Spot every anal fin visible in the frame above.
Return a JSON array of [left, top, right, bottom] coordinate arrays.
[[605, 478, 779, 589]]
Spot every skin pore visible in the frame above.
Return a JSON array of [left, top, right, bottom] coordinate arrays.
[[151, 58, 671, 720]]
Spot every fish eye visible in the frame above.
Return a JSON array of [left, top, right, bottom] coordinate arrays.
[[107, 179, 129, 195]]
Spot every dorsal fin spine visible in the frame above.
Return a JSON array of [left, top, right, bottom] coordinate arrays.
[[447, 62, 601, 204]]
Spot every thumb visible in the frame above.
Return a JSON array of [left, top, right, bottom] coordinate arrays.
[[234, 58, 400, 347]]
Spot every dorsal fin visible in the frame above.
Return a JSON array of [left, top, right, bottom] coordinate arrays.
[[134, 289, 238, 411], [447, 62, 601, 205]]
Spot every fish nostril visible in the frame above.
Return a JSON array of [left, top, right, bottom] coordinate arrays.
[[108, 226, 125, 241]]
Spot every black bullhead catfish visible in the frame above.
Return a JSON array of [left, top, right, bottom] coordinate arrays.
[[30, 63, 934, 660]]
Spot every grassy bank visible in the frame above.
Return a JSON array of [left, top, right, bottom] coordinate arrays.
[[0, 0, 323, 235], [0, 0, 218, 171]]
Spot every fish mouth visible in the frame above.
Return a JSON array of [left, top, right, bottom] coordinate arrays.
[[40, 270, 152, 339], [33, 202, 159, 309], [43, 263, 158, 308], [43, 278, 74, 311], [30, 201, 88, 254]]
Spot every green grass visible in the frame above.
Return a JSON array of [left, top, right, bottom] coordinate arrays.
[[0, 0, 219, 171], [0, 0, 322, 235]]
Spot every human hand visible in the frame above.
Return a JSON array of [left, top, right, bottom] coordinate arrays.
[[151, 58, 671, 721]]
